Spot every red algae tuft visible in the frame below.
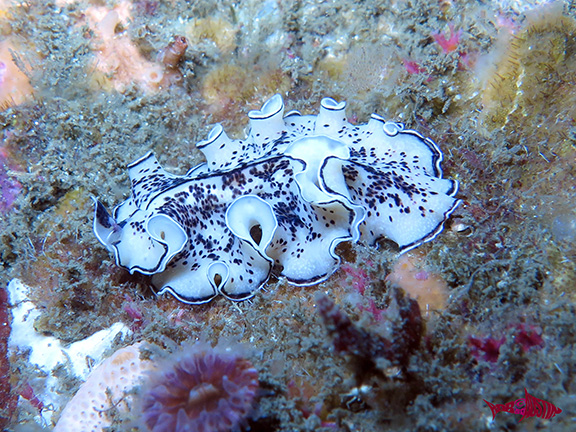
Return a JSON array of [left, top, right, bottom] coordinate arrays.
[[513, 323, 544, 353], [469, 323, 544, 363], [317, 286, 423, 368], [468, 335, 505, 363], [141, 341, 259, 432]]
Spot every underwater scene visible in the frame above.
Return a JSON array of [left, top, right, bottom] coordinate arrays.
[[0, 0, 575, 430]]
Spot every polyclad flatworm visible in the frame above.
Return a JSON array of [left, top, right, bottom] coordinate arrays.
[[93, 95, 460, 304]]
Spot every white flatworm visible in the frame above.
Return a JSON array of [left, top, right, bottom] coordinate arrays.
[[93, 95, 460, 304]]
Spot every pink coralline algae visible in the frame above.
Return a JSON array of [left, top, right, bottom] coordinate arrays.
[[341, 263, 370, 295], [432, 23, 462, 54], [402, 59, 426, 75], [0, 147, 22, 214], [469, 324, 544, 363], [122, 295, 146, 331], [513, 324, 544, 352], [0, 170, 21, 213], [18, 382, 44, 412], [469, 335, 505, 363], [141, 342, 259, 432]]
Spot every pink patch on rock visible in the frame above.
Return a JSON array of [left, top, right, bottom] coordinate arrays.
[[341, 263, 369, 295], [19, 382, 44, 412], [469, 335, 505, 363], [414, 270, 429, 281], [359, 298, 385, 322], [403, 59, 425, 74], [432, 23, 462, 54], [122, 295, 145, 331], [468, 324, 544, 363], [0, 62, 7, 83], [0, 146, 22, 214], [514, 323, 544, 352]]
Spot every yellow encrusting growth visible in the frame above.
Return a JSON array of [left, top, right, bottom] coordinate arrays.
[[480, 3, 576, 133], [201, 63, 291, 130], [184, 18, 238, 53]]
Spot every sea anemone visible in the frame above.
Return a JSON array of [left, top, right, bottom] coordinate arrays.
[[141, 341, 259, 432]]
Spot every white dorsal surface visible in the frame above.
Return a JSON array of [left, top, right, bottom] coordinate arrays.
[[93, 95, 460, 303]]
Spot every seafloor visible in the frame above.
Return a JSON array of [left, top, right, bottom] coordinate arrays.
[[1, 0, 575, 431]]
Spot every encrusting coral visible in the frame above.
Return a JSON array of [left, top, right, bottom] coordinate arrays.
[[93, 95, 460, 304], [53, 342, 154, 432]]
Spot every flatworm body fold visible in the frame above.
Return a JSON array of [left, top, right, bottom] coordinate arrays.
[[93, 95, 460, 304]]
